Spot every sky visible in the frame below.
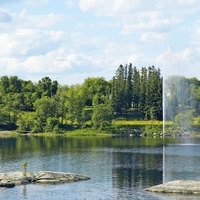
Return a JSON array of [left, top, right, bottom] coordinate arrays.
[[0, 0, 200, 85]]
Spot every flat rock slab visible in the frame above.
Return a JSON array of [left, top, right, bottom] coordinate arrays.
[[145, 180, 200, 195], [0, 171, 90, 188]]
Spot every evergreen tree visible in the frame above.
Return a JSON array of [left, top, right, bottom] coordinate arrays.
[[139, 67, 148, 118], [127, 63, 133, 108], [132, 66, 140, 109], [145, 66, 162, 120], [112, 64, 126, 115]]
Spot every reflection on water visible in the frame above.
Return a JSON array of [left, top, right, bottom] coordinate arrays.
[[1, 136, 200, 199], [164, 139, 200, 182], [112, 149, 162, 189], [0, 136, 165, 200]]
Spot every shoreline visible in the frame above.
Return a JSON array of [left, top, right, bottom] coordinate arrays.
[[0, 131, 14, 137], [0, 130, 198, 138]]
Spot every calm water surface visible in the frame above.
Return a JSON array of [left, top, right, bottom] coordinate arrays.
[[1, 136, 200, 200]]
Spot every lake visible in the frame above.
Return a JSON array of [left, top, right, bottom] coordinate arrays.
[[1, 135, 200, 200]]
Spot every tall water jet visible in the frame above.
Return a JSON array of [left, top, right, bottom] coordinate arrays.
[[163, 74, 200, 183], [161, 46, 200, 183], [162, 69, 166, 183], [162, 74, 165, 139], [164, 75, 195, 135]]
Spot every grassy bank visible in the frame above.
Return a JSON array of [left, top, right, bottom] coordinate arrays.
[[112, 119, 172, 126], [0, 120, 175, 137], [0, 131, 18, 138], [65, 128, 112, 137]]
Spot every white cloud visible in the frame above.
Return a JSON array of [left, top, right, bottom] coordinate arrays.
[[177, 0, 198, 6], [21, 54, 63, 73], [65, 0, 77, 8], [0, 29, 64, 57], [122, 16, 170, 34], [156, 47, 194, 77], [79, 0, 105, 12], [1, 0, 200, 84], [0, 58, 23, 75], [77, 0, 198, 36], [78, 0, 197, 14], [17, 11, 64, 29], [0, 48, 82, 76], [78, 0, 156, 14], [157, 47, 192, 66], [140, 32, 165, 42], [0, 10, 64, 32], [127, 54, 141, 64]]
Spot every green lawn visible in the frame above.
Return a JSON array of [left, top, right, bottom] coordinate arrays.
[[112, 119, 173, 126], [65, 128, 112, 136]]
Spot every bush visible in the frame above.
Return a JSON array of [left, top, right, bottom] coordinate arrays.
[[44, 117, 61, 133], [174, 110, 194, 131], [18, 119, 34, 133]]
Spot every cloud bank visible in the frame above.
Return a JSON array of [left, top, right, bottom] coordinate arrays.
[[0, 0, 199, 84]]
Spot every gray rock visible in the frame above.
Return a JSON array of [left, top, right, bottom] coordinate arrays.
[[32, 171, 90, 184], [145, 180, 200, 195], [0, 171, 90, 188], [0, 180, 15, 188]]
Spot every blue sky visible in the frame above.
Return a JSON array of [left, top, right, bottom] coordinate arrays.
[[0, 0, 200, 85]]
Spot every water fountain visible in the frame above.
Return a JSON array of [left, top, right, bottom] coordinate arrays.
[[163, 74, 200, 183]]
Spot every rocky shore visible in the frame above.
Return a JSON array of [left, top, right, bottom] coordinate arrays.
[[145, 180, 200, 195], [0, 171, 90, 188]]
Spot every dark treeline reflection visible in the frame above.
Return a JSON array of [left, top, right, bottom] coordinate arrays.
[[112, 150, 163, 189], [0, 136, 164, 191], [0, 136, 113, 161], [0, 136, 165, 162]]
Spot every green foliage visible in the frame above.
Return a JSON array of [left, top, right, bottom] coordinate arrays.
[[66, 128, 111, 136], [193, 116, 200, 124], [144, 125, 163, 134], [33, 96, 59, 132], [112, 65, 162, 120], [55, 85, 69, 125], [174, 110, 194, 131], [112, 64, 127, 115], [92, 103, 113, 130], [82, 77, 110, 106], [18, 118, 35, 133], [66, 84, 85, 125], [82, 107, 93, 121], [45, 117, 60, 133], [37, 77, 58, 98], [0, 65, 189, 134]]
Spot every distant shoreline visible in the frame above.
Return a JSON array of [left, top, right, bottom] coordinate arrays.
[[0, 131, 12, 135]]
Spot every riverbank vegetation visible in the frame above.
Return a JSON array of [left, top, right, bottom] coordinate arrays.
[[0, 64, 200, 136], [0, 64, 162, 134]]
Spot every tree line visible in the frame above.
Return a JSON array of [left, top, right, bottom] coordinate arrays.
[[1, 64, 197, 133]]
